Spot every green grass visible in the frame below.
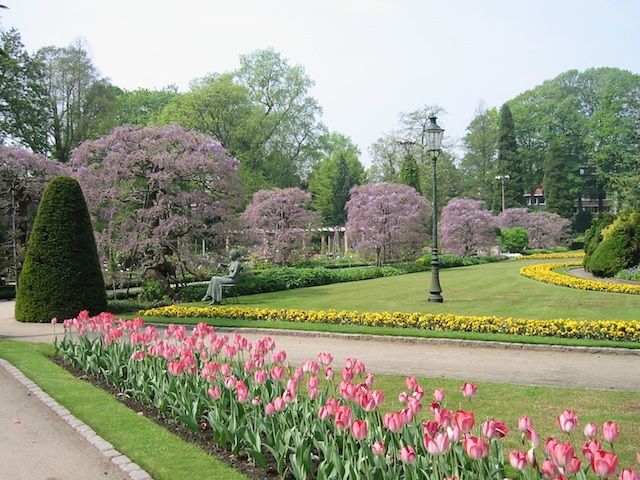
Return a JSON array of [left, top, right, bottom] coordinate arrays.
[[1, 340, 639, 470], [200, 259, 640, 321], [0, 340, 246, 480]]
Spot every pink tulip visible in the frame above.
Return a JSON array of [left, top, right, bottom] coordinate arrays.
[[325, 367, 334, 380], [350, 419, 368, 440], [273, 397, 286, 412], [461, 382, 478, 398], [526, 427, 540, 447], [527, 447, 536, 467], [518, 415, 533, 432], [412, 385, 424, 401], [399, 445, 416, 464], [422, 420, 439, 437], [252, 396, 260, 406], [509, 451, 528, 470], [383, 412, 404, 433], [423, 432, 449, 455], [253, 369, 268, 384], [371, 440, 385, 456], [207, 386, 221, 400], [270, 365, 285, 381], [557, 409, 579, 433], [482, 418, 508, 439], [447, 425, 461, 442], [620, 469, 639, 480], [603, 421, 620, 444], [463, 435, 489, 460], [130, 350, 146, 361], [398, 391, 409, 403], [265, 402, 276, 415], [567, 457, 582, 475], [307, 375, 319, 389], [550, 441, 574, 468], [224, 375, 237, 389], [220, 363, 232, 376], [435, 408, 453, 428], [583, 439, 602, 462], [317, 352, 333, 365], [334, 405, 352, 430], [591, 451, 619, 478], [371, 390, 384, 407], [584, 422, 598, 438], [318, 405, 332, 421], [454, 409, 475, 433], [359, 394, 377, 412], [406, 376, 418, 391], [433, 388, 445, 402], [541, 459, 559, 479], [51, 317, 58, 325], [271, 350, 286, 362], [308, 387, 319, 400], [282, 388, 296, 404]]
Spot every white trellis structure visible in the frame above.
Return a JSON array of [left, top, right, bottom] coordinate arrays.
[[314, 226, 348, 256]]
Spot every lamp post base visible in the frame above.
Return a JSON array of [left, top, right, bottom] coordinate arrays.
[[428, 293, 443, 303]]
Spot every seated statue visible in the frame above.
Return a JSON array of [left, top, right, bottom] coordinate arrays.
[[201, 250, 241, 305]]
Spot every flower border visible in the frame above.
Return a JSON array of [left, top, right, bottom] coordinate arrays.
[[140, 304, 640, 343], [517, 252, 585, 260], [520, 262, 640, 295]]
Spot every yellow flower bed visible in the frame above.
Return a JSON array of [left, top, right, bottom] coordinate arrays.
[[517, 252, 585, 260], [520, 262, 640, 295], [140, 304, 640, 343]]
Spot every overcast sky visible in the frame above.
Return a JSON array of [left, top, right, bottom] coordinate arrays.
[[5, 0, 639, 165]]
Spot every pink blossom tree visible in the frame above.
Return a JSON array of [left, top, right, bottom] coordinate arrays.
[[71, 125, 243, 291], [0, 147, 68, 282], [439, 198, 497, 256], [345, 183, 430, 266], [497, 208, 570, 249], [241, 187, 319, 265]]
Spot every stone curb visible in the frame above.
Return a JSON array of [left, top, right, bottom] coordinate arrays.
[[204, 326, 640, 356], [0, 358, 153, 480]]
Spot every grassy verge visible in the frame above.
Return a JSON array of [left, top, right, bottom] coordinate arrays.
[[135, 314, 640, 349], [1, 340, 639, 469], [0, 340, 246, 480]]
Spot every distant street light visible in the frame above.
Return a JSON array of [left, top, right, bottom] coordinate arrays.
[[495, 175, 511, 212], [426, 116, 444, 303]]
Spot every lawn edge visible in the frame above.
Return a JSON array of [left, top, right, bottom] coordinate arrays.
[[0, 357, 153, 480]]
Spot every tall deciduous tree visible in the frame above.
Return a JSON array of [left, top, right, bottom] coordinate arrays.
[[398, 152, 421, 194], [497, 208, 570, 249], [461, 102, 499, 203], [439, 198, 497, 256], [543, 139, 574, 218], [346, 183, 430, 266], [0, 29, 49, 153], [71, 125, 243, 292], [493, 103, 524, 211], [241, 187, 319, 265], [37, 42, 102, 162]]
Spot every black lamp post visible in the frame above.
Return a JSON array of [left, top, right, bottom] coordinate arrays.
[[495, 174, 510, 212], [426, 115, 444, 303]]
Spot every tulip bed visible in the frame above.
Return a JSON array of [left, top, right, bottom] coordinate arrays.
[[58, 311, 640, 480], [140, 305, 640, 343], [520, 263, 640, 295]]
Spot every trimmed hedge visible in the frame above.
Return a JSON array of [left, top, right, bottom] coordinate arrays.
[[500, 227, 529, 254], [0, 285, 16, 300], [15, 177, 107, 322], [585, 211, 640, 278]]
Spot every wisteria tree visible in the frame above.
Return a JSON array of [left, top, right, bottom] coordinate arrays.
[[497, 208, 570, 249], [241, 187, 319, 265], [439, 198, 497, 256], [71, 125, 243, 292], [345, 183, 429, 266], [0, 147, 67, 283]]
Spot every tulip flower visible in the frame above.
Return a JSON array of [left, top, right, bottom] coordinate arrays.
[[584, 422, 598, 438], [422, 420, 439, 437], [482, 418, 508, 439], [334, 405, 352, 430], [251, 396, 260, 406], [207, 386, 221, 400], [591, 451, 619, 478], [567, 457, 582, 475], [540, 459, 559, 479], [423, 432, 449, 455], [557, 409, 579, 433], [435, 408, 452, 428], [270, 365, 285, 381], [433, 388, 445, 402], [350, 419, 368, 440], [620, 469, 639, 480], [518, 415, 533, 432], [317, 352, 333, 366], [583, 439, 602, 462], [603, 421, 620, 444], [550, 441, 574, 468], [383, 412, 405, 433], [463, 435, 489, 460], [509, 451, 528, 470], [371, 440, 385, 456], [461, 382, 478, 398], [273, 397, 286, 412], [265, 402, 276, 416], [399, 445, 417, 464], [447, 425, 461, 442], [318, 406, 332, 421], [454, 409, 475, 433], [253, 370, 268, 385]]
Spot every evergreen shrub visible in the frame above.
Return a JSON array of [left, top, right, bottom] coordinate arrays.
[[500, 227, 529, 253], [15, 177, 107, 322], [586, 211, 640, 278]]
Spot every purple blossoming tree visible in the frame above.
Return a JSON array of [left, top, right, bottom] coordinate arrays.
[[345, 183, 430, 266], [241, 187, 319, 265], [0, 147, 68, 282], [71, 125, 243, 292], [497, 208, 570, 249], [439, 198, 497, 256]]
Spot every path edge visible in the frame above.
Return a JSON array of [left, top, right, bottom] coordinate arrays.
[[0, 358, 153, 480]]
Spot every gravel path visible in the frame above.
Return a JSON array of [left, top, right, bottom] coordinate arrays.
[[2, 300, 640, 391]]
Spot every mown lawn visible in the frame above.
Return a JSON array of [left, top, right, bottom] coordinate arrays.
[[208, 259, 640, 321]]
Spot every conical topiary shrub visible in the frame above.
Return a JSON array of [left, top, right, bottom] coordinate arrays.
[[15, 176, 107, 322]]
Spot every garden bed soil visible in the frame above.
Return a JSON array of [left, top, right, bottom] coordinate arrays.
[[52, 356, 279, 480]]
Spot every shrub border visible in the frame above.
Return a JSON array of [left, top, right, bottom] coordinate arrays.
[[520, 262, 640, 295], [140, 305, 640, 343]]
